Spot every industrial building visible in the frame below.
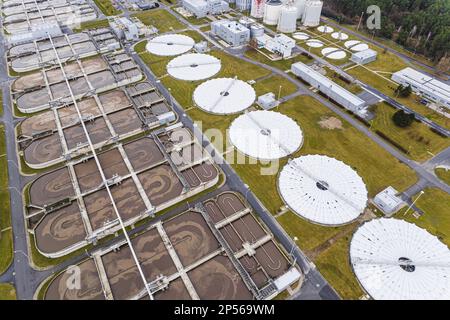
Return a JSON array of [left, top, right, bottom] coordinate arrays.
[[211, 20, 250, 47], [257, 92, 280, 109], [372, 186, 405, 215], [301, 0, 323, 27], [110, 17, 140, 41], [291, 62, 367, 114], [392, 67, 450, 109], [266, 34, 296, 58], [350, 49, 378, 65], [182, 0, 230, 18]]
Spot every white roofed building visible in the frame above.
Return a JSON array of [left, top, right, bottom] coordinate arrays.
[[265, 34, 296, 58], [182, 0, 230, 18], [373, 186, 405, 215], [351, 49, 377, 65], [211, 20, 250, 47], [392, 67, 450, 109], [291, 62, 367, 115]]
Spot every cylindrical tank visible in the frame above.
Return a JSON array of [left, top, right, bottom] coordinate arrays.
[[277, 5, 298, 33], [236, 0, 252, 11], [302, 0, 323, 27], [294, 0, 306, 19], [263, 0, 282, 26], [250, 24, 265, 38], [250, 0, 265, 19]]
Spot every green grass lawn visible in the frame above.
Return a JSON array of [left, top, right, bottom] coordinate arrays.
[[244, 48, 313, 72], [0, 283, 16, 300], [93, 0, 121, 16], [73, 19, 110, 32], [347, 65, 450, 129], [133, 9, 185, 33], [399, 188, 450, 246], [323, 67, 362, 94], [280, 96, 417, 196], [253, 75, 298, 98], [277, 211, 345, 252], [0, 89, 3, 117], [435, 168, 450, 186], [314, 235, 365, 300], [369, 102, 450, 161], [0, 125, 13, 276]]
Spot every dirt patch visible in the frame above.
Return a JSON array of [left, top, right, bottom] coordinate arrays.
[[318, 116, 343, 130]]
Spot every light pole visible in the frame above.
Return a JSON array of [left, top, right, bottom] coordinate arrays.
[[403, 190, 425, 216], [290, 236, 299, 267]]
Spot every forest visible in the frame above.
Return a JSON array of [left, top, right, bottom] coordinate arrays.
[[323, 0, 450, 67]]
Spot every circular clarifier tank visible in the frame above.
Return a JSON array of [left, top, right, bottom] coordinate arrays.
[[321, 47, 347, 60], [229, 110, 303, 160], [305, 39, 324, 48], [278, 155, 368, 225], [167, 53, 221, 81], [350, 218, 450, 300], [146, 34, 195, 56], [193, 78, 256, 115]]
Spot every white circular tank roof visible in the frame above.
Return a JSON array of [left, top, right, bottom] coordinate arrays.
[[167, 53, 221, 81], [306, 39, 324, 48], [317, 25, 334, 33], [146, 34, 195, 56], [350, 218, 450, 300], [344, 40, 370, 52], [321, 47, 347, 60], [229, 111, 303, 160], [278, 155, 368, 225], [293, 32, 310, 40], [331, 31, 349, 40], [193, 78, 255, 115]]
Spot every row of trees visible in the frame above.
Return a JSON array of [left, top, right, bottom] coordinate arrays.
[[323, 0, 450, 67]]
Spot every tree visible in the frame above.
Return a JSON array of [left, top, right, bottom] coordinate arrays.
[[395, 84, 412, 97], [393, 110, 415, 127]]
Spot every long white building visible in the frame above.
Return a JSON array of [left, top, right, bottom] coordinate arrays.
[[291, 62, 367, 114], [392, 67, 450, 109]]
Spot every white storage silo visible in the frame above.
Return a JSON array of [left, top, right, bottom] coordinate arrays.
[[236, 0, 252, 11], [294, 0, 306, 19], [277, 5, 298, 33], [263, 0, 283, 26], [302, 0, 323, 27], [250, 0, 265, 19], [250, 24, 265, 38]]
